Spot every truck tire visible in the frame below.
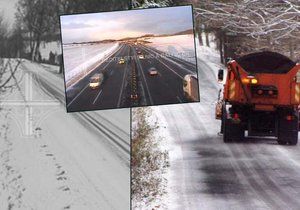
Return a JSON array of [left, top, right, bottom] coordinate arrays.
[[277, 110, 298, 146]]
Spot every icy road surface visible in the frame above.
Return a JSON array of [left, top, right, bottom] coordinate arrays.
[[152, 53, 300, 209], [0, 60, 130, 210]]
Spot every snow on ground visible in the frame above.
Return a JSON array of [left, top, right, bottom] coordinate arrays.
[[134, 34, 225, 209], [0, 59, 130, 210], [62, 42, 120, 89], [25, 41, 61, 61], [145, 34, 196, 64], [196, 34, 224, 76]]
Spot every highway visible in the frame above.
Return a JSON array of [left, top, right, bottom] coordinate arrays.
[[66, 43, 198, 112], [154, 57, 300, 209]]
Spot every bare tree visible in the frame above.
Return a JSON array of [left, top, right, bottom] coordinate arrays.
[[0, 59, 22, 94], [194, 0, 300, 60], [16, 0, 58, 61]]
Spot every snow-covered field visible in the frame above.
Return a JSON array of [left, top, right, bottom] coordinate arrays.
[[0, 59, 130, 210], [145, 34, 196, 64], [25, 41, 61, 61], [62, 43, 120, 89]]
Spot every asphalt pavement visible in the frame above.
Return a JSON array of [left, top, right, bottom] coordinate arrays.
[[66, 43, 198, 112]]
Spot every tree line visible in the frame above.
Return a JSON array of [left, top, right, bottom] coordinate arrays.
[[0, 0, 130, 64], [134, 0, 300, 63]]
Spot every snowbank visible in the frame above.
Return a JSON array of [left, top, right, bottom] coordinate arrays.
[[63, 43, 120, 89], [196, 33, 226, 84], [145, 34, 196, 64]]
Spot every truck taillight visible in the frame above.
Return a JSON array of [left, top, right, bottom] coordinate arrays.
[[268, 90, 274, 95], [257, 89, 263, 95], [251, 85, 278, 98]]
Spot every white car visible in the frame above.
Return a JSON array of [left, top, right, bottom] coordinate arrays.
[[148, 67, 158, 76], [138, 54, 145, 59], [89, 73, 104, 89]]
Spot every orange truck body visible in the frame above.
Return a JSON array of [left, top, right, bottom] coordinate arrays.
[[223, 60, 300, 108], [219, 51, 300, 145]]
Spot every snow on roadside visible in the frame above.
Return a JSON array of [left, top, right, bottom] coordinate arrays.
[[132, 107, 169, 210], [145, 34, 196, 64], [0, 60, 130, 210], [150, 106, 184, 210], [133, 34, 225, 210], [196, 34, 225, 75], [63, 42, 120, 89]]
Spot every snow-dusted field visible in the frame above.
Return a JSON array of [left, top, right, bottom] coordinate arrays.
[[0, 59, 130, 210], [145, 34, 196, 64], [62, 43, 120, 88]]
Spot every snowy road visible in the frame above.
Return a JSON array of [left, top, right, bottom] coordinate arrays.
[[154, 57, 300, 209], [0, 60, 130, 210]]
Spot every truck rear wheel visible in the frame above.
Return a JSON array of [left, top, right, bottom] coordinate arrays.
[[277, 110, 298, 146]]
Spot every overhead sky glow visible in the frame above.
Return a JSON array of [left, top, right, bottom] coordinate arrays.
[[60, 6, 193, 43]]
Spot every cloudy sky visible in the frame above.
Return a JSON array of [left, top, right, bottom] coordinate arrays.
[[60, 6, 193, 44]]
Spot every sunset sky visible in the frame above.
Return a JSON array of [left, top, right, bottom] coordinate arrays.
[[60, 6, 193, 44]]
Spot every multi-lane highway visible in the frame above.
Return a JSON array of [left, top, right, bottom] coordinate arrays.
[[66, 43, 198, 112]]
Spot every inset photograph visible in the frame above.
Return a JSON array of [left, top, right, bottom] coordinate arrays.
[[60, 5, 199, 112]]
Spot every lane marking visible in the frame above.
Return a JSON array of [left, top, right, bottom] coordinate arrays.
[[150, 46, 196, 69], [117, 47, 130, 108], [134, 47, 154, 105], [141, 45, 195, 76], [102, 45, 125, 71], [66, 44, 124, 106], [92, 89, 103, 105], [67, 44, 124, 90], [67, 84, 89, 108], [141, 46, 184, 79]]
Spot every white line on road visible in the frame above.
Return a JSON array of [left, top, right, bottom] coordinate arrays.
[[67, 84, 89, 108], [92, 89, 103, 105], [134, 48, 154, 105], [117, 54, 129, 108], [141, 46, 184, 79]]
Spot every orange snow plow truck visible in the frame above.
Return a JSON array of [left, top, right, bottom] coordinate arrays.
[[216, 51, 300, 145]]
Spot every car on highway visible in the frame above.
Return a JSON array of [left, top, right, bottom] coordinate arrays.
[[118, 58, 125, 64], [131, 94, 138, 100], [89, 73, 104, 89], [148, 67, 158, 76], [138, 54, 145, 59]]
